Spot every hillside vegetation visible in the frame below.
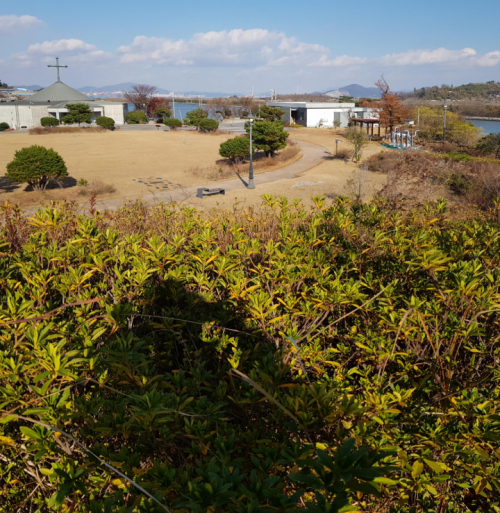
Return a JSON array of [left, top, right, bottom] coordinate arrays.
[[403, 82, 500, 102], [1, 197, 500, 512]]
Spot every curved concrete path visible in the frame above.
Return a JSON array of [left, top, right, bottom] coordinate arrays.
[[92, 139, 328, 211]]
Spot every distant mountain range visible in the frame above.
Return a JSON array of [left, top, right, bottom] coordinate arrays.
[[10, 82, 411, 99], [312, 84, 382, 98], [12, 85, 45, 90], [77, 83, 240, 97]]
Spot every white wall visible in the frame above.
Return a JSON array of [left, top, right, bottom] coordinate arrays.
[[0, 105, 17, 128], [307, 109, 334, 128], [0, 104, 49, 129], [103, 104, 126, 125], [306, 107, 377, 128]]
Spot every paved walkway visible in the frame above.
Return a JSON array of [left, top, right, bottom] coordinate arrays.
[[88, 139, 329, 211]]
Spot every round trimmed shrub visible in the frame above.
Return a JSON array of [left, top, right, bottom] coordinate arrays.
[[40, 117, 60, 127], [219, 136, 252, 164], [126, 110, 148, 124], [199, 118, 219, 132], [164, 118, 182, 130], [0, 122, 9, 132], [95, 116, 115, 130], [6, 145, 68, 190]]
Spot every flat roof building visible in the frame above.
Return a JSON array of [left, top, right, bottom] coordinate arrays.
[[266, 101, 377, 128]]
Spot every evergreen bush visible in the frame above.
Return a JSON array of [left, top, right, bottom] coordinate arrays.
[[95, 116, 115, 130], [40, 117, 60, 127], [5, 145, 68, 190], [0, 122, 9, 131], [154, 106, 172, 120], [246, 121, 289, 157], [164, 118, 182, 130], [62, 103, 92, 126], [219, 136, 252, 163], [126, 110, 148, 124], [185, 107, 208, 128], [199, 118, 219, 132]]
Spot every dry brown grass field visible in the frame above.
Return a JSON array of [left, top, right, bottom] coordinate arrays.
[[0, 127, 398, 210], [184, 128, 389, 211], [0, 130, 236, 206]]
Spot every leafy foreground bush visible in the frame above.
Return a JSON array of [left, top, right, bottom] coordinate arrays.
[[164, 118, 182, 130], [40, 117, 60, 127], [126, 110, 148, 124], [95, 116, 115, 130], [198, 118, 219, 132], [219, 135, 252, 163], [1, 197, 500, 512], [5, 144, 68, 190]]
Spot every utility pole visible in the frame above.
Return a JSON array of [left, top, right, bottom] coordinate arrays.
[[443, 100, 449, 141], [247, 115, 255, 189], [172, 94, 175, 120]]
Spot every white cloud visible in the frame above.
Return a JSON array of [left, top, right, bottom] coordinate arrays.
[[477, 51, 500, 67], [13, 39, 110, 67], [308, 46, 499, 70], [117, 29, 326, 68], [6, 29, 500, 90], [309, 54, 368, 67], [0, 15, 43, 35], [27, 39, 97, 55], [379, 47, 477, 66]]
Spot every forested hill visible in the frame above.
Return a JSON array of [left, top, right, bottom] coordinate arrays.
[[403, 81, 500, 100]]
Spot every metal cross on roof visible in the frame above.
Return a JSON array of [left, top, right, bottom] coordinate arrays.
[[47, 57, 68, 82]]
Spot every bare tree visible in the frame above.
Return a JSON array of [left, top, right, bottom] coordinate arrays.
[[124, 85, 158, 114]]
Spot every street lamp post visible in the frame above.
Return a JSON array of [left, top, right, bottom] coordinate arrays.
[[443, 101, 449, 142], [247, 116, 255, 189]]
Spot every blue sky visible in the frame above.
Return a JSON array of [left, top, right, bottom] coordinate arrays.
[[1, 0, 499, 93]]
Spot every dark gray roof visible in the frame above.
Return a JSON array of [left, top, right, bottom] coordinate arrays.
[[28, 81, 94, 103]]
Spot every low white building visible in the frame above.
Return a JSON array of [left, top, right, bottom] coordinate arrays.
[[266, 101, 376, 128], [0, 81, 127, 130]]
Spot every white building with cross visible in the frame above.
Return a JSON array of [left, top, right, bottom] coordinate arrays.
[[0, 58, 127, 130]]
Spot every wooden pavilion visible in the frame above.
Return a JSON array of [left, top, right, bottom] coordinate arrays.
[[351, 118, 386, 138]]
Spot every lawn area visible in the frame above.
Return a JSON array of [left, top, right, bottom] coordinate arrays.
[[0, 127, 400, 211], [0, 130, 238, 206]]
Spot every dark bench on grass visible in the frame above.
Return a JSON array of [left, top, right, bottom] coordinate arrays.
[[197, 188, 225, 198]]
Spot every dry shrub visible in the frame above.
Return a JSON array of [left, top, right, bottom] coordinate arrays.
[[78, 180, 116, 196], [328, 146, 352, 160], [186, 165, 236, 181], [189, 143, 301, 182], [30, 127, 109, 135], [367, 151, 402, 173], [195, 129, 234, 136], [373, 150, 500, 209], [446, 162, 500, 209], [377, 152, 450, 204]]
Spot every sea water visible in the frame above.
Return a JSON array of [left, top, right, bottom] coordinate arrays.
[[466, 119, 500, 135]]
